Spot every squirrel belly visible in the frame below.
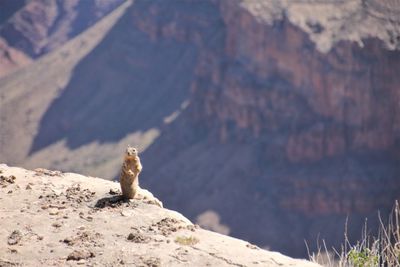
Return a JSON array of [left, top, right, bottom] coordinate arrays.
[[120, 170, 139, 199], [119, 146, 142, 199]]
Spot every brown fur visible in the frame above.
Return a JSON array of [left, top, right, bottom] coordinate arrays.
[[119, 146, 142, 199]]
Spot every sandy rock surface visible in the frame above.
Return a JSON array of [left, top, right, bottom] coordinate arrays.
[[0, 164, 320, 266]]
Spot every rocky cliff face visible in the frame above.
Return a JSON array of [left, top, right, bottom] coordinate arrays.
[[187, 0, 400, 215], [130, 0, 400, 256], [0, 0, 399, 258], [196, 0, 400, 161]]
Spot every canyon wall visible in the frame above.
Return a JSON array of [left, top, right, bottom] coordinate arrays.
[[134, 0, 400, 256]]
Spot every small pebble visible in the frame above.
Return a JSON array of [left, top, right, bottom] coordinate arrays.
[[67, 250, 94, 261], [52, 222, 62, 228], [77, 259, 86, 265], [49, 208, 59, 215], [8, 230, 22, 245], [62, 238, 72, 245]]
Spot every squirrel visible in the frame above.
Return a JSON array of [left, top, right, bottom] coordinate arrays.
[[119, 145, 142, 199]]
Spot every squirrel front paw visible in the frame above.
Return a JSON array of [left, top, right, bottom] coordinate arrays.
[[134, 163, 142, 173]]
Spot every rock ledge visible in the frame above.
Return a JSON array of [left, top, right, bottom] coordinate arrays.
[[0, 164, 319, 266]]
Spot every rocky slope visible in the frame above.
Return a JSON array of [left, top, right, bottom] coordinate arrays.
[[0, 164, 320, 267], [0, 0, 400, 258], [0, 0, 125, 77]]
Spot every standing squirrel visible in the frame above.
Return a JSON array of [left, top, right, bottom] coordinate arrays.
[[119, 145, 142, 199]]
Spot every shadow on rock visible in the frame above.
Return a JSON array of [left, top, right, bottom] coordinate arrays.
[[95, 195, 127, 209]]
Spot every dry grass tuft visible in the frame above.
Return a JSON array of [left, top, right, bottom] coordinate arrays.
[[308, 201, 400, 267], [174, 236, 200, 246]]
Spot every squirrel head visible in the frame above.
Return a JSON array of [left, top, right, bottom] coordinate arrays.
[[125, 145, 138, 159]]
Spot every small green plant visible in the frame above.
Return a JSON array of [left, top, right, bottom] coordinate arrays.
[[348, 248, 378, 267], [174, 236, 199, 246]]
